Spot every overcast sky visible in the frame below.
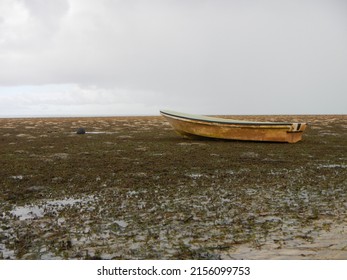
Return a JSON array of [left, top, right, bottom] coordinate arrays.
[[0, 0, 346, 117]]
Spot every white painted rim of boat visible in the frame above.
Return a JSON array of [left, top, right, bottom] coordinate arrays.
[[160, 110, 305, 128]]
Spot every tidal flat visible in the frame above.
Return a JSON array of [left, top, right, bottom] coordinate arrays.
[[0, 115, 346, 259]]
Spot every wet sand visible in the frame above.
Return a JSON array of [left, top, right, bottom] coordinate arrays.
[[0, 115, 346, 259]]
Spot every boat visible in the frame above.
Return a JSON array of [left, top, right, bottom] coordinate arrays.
[[160, 109, 307, 143]]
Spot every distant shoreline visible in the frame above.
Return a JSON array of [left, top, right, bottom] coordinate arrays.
[[0, 113, 346, 119]]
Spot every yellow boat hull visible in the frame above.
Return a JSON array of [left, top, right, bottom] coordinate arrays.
[[160, 110, 307, 143]]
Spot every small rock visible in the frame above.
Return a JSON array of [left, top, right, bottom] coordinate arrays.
[[76, 128, 86, 134]]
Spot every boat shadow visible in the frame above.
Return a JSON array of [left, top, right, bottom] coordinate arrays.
[[168, 134, 292, 144]]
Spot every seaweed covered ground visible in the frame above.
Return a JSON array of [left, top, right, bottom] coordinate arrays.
[[0, 115, 346, 260]]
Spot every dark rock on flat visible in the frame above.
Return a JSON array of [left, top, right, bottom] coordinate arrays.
[[76, 128, 86, 134]]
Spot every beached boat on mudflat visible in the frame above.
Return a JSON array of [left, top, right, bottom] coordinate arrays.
[[160, 110, 307, 143]]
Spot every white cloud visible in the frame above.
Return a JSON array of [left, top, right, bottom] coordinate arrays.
[[0, 84, 162, 116], [0, 0, 346, 116]]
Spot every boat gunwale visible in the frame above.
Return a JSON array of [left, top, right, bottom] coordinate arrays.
[[160, 110, 305, 127]]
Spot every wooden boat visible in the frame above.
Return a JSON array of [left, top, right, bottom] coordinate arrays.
[[160, 110, 307, 143]]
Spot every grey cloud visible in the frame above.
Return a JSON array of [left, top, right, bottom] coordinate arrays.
[[0, 0, 346, 115]]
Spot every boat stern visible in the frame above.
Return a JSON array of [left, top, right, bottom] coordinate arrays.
[[286, 122, 308, 143]]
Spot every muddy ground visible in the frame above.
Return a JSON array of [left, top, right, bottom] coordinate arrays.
[[0, 115, 346, 259]]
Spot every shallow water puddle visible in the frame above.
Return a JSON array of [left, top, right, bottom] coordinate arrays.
[[187, 173, 204, 179], [11, 205, 45, 220], [317, 164, 347, 169], [114, 220, 128, 228], [10, 195, 97, 221]]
